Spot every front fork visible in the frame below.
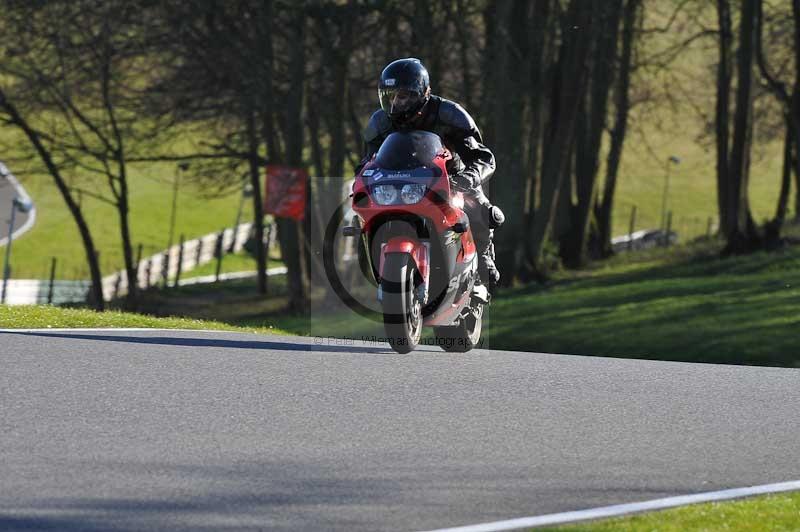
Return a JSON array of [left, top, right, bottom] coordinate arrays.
[[377, 238, 430, 304]]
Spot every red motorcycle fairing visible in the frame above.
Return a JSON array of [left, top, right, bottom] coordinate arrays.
[[353, 179, 477, 260], [352, 130, 480, 328]]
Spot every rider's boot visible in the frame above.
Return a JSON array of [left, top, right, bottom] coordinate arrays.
[[465, 192, 502, 294]]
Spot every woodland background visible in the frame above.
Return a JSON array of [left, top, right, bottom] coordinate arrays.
[[0, 0, 798, 313]]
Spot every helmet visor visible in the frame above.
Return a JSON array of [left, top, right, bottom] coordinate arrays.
[[379, 87, 423, 117]]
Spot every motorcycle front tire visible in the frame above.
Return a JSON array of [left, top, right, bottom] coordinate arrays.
[[381, 254, 422, 354]]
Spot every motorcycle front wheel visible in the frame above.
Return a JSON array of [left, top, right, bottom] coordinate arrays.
[[381, 254, 422, 354]]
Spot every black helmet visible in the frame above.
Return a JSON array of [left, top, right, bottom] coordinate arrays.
[[378, 58, 430, 124]]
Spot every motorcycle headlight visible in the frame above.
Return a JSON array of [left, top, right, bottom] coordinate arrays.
[[401, 184, 426, 204], [373, 185, 398, 205]]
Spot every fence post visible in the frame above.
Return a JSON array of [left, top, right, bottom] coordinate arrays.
[[215, 230, 224, 282], [87, 251, 100, 305], [264, 222, 272, 261], [47, 257, 57, 304], [229, 223, 239, 254], [113, 271, 122, 299], [174, 235, 185, 288], [162, 251, 170, 287], [665, 211, 673, 247], [135, 243, 143, 288], [195, 238, 203, 267], [145, 257, 152, 289], [628, 206, 637, 252]]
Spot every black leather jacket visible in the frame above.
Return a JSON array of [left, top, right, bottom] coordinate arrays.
[[362, 95, 495, 189]]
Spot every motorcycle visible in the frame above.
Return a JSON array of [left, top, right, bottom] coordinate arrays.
[[343, 130, 489, 354]]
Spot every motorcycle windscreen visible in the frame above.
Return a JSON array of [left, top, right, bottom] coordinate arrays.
[[367, 130, 444, 185]]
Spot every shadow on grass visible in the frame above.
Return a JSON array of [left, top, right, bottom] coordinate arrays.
[[513, 242, 800, 298], [488, 285, 800, 367], [486, 244, 800, 367]]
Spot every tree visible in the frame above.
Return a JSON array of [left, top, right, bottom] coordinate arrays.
[[715, 0, 734, 239], [0, 88, 104, 310], [483, 0, 531, 282], [592, 0, 641, 259], [791, 0, 800, 222], [0, 1, 166, 308], [522, 0, 600, 276], [276, 6, 311, 313], [755, 0, 799, 244], [720, 0, 762, 253], [558, 0, 624, 268]]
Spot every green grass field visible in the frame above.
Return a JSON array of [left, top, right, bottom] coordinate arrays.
[[542, 491, 800, 531], [0, 303, 286, 334], [484, 236, 800, 367], [2, 153, 254, 279], [180, 250, 284, 279]]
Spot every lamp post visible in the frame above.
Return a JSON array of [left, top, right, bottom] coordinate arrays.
[[660, 155, 681, 233], [2, 196, 34, 304]]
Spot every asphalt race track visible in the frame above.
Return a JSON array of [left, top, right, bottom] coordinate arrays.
[[0, 175, 33, 247], [0, 329, 798, 531]]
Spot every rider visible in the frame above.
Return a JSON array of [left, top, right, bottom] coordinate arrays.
[[360, 58, 502, 289]]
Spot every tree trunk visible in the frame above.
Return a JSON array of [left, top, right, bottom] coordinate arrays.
[[258, 0, 279, 162], [715, 0, 733, 237], [792, 0, 800, 221], [560, 0, 623, 268], [764, 123, 793, 247], [487, 0, 532, 284], [453, 0, 475, 111], [592, 0, 639, 259], [724, 0, 761, 253], [279, 9, 309, 313], [117, 188, 138, 308], [247, 107, 268, 295], [523, 0, 597, 275], [521, 0, 552, 248]]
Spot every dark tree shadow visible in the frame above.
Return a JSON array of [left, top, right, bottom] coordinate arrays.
[[5, 331, 394, 355], [0, 460, 427, 531]]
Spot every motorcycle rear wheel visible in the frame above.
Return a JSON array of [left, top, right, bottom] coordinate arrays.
[[434, 304, 483, 353], [381, 254, 422, 354]]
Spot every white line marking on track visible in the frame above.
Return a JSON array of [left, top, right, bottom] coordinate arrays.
[[418, 480, 800, 531]]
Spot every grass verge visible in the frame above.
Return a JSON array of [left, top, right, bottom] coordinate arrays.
[[125, 234, 800, 367], [0, 304, 288, 335], [4, 231, 799, 367], [541, 491, 800, 531], [486, 236, 800, 366]]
